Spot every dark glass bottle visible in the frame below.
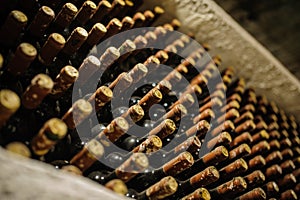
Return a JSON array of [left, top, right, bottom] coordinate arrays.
[[127, 151, 194, 192]]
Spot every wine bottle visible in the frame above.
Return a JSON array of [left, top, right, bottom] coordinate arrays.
[[0, 10, 28, 48], [30, 118, 68, 157], [127, 151, 194, 191], [209, 177, 248, 200], [0, 90, 20, 129], [181, 188, 211, 200], [126, 176, 178, 200]]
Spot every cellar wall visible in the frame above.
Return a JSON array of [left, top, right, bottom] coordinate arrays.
[[1, 0, 300, 198]]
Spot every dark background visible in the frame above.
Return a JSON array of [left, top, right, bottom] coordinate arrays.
[[215, 0, 300, 79]]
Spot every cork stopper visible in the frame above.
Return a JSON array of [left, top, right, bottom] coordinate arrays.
[[227, 93, 242, 103], [62, 27, 88, 55], [280, 190, 297, 200], [138, 88, 162, 111], [220, 158, 248, 178], [156, 80, 172, 95], [115, 153, 149, 182], [144, 10, 155, 23], [171, 19, 181, 30], [199, 97, 222, 113], [193, 109, 215, 124], [266, 151, 284, 165], [203, 146, 228, 165], [252, 130, 269, 144], [54, 3, 78, 29], [210, 120, 235, 137], [174, 136, 201, 154], [144, 31, 157, 45], [155, 50, 169, 64], [245, 170, 265, 187], [10, 10, 28, 24], [128, 63, 148, 83], [39, 33, 66, 65], [231, 132, 253, 148], [78, 55, 101, 85], [207, 132, 232, 149], [217, 108, 240, 123], [154, 6, 165, 15], [239, 188, 266, 200], [31, 118, 68, 156], [234, 112, 254, 125], [90, 0, 111, 24], [217, 177, 247, 196], [182, 188, 211, 200], [133, 12, 146, 28], [266, 164, 282, 178], [229, 144, 251, 160], [251, 141, 270, 156], [105, 179, 128, 195], [186, 120, 211, 138], [164, 70, 182, 86], [122, 104, 144, 123], [191, 73, 208, 87], [22, 74, 53, 109], [148, 119, 176, 139], [162, 152, 194, 176], [134, 35, 148, 49], [190, 166, 220, 187], [109, 72, 132, 93], [51, 65, 79, 97], [86, 23, 107, 46], [163, 104, 187, 122], [118, 39, 136, 55], [89, 86, 113, 111], [98, 117, 129, 142], [248, 156, 266, 169], [0, 10, 27, 46], [144, 56, 160, 73], [5, 142, 31, 158], [70, 139, 104, 172], [7, 43, 37, 76], [121, 16, 135, 32], [171, 94, 195, 109], [105, 18, 122, 39], [100, 47, 120, 68], [132, 135, 162, 153], [28, 6, 55, 37], [235, 120, 256, 134], [62, 99, 93, 129], [265, 181, 279, 195], [0, 90, 20, 127], [74, 1, 97, 25], [146, 176, 178, 199], [61, 165, 82, 176]]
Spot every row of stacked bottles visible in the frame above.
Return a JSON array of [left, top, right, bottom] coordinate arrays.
[[0, 0, 299, 199]]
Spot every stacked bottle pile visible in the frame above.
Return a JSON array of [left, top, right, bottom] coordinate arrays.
[[0, 0, 299, 199]]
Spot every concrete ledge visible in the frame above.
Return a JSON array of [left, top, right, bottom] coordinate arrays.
[[0, 148, 128, 199]]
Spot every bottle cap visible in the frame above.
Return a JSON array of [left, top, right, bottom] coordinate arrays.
[[190, 166, 220, 187], [5, 142, 31, 158], [132, 135, 162, 153], [22, 74, 53, 109], [39, 33, 66, 65], [7, 43, 37, 76], [105, 179, 128, 195], [146, 176, 178, 199], [115, 153, 149, 182], [163, 152, 194, 176], [0, 90, 20, 126]]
